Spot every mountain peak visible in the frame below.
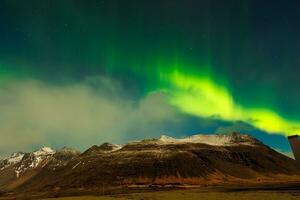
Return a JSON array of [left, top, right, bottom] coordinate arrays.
[[99, 143, 122, 152], [83, 143, 122, 155], [33, 147, 55, 156], [159, 135, 176, 142]]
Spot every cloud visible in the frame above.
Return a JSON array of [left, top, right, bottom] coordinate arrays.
[[0, 75, 293, 158], [0, 77, 181, 156]]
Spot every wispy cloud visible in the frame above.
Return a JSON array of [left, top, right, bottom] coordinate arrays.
[[0, 76, 181, 156]]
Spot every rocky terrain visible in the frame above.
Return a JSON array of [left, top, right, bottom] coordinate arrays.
[[0, 147, 80, 192], [0, 133, 300, 199]]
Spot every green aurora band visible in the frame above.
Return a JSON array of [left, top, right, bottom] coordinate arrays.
[[2, 52, 299, 137], [157, 68, 300, 136], [1, 1, 300, 155]]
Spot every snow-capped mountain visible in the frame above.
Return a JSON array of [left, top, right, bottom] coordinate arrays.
[[14, 147, 56, 177], [0, 147, 56, 172], [0, 146, 80, 189], [82, 143, 122, 155], [137, 132, 261, 146], [0, 133, 258, 173], [0, 152, 25, 170], [0, 133, 300, 198], [32, 147, 55, 156]]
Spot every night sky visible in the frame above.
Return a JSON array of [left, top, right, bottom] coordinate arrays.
[[0, 0, 300, 156]]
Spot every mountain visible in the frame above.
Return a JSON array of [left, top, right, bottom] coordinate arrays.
[[82, 143, 122, 155], [0, 147, 80, 192], [0, 152, 25, 171], [0, 133, 300, 198]]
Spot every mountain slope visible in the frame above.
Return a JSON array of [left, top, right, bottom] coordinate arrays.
[[0, 147, 80, 191], [1, 133, 300, 197], [7, 133, 299, 194]]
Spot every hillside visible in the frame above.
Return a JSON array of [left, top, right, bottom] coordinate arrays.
[[0, 133, 299, 198]]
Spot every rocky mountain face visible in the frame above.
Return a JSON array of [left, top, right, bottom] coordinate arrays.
[[0, 133, 300, 195], [0, 153, 25, 171], [0, 147, 80, 191]]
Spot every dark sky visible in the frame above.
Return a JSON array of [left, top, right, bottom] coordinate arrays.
[[0, 0, 299, 156]]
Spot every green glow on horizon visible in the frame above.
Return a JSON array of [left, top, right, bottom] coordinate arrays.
[[0, 63, 28, 84], [160, 69, 300, 136]]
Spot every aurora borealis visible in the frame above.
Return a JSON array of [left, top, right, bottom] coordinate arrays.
[[0, 0, 300, 156], [161, 69, 300, 135]]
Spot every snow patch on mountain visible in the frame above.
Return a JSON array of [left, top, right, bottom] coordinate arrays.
[[33, 147, 55, 156], [111, 144, 123, 152], [99, 143, 123, 152], [29, 147, 55, 168], [0, 152, 25, 170], [157, 133, 260, 146], [14, 147, 56, 178]]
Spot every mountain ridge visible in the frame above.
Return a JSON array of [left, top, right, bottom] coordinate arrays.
[[0, 133, 300, 198]]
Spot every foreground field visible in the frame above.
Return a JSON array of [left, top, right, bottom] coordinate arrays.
[[41, 189, 300, 200]]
